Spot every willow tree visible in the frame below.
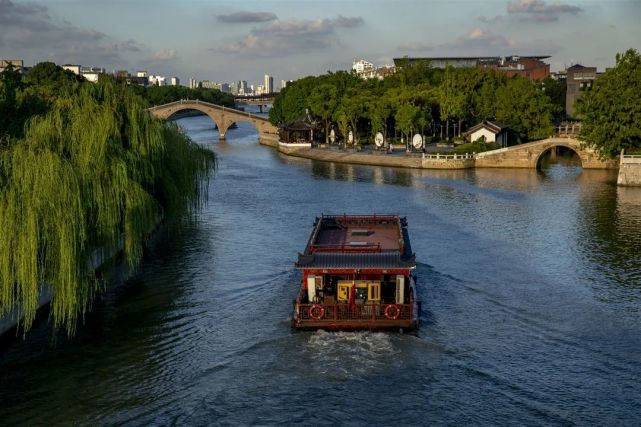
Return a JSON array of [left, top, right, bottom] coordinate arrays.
[[0, 78, 215, 335]]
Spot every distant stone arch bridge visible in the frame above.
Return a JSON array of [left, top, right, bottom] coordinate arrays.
[[148, 99, 279, 142], [474, 137, 618, 169]]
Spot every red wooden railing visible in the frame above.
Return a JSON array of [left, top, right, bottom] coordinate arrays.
[[309, 243, 382, 253], [295, 303, 413, 322]]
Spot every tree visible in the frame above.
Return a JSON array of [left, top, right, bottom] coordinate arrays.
[[438, 66, 466, 139], [540, 76, 566, 120], [23, 61, 83, 100], [0, 68, 21, 137], [366, 93, 393, 139], [395, 103, 420, 147], [0, 78, 215, 335], [308, 84, 338, 144], [577, 49, 641, 157], [335, 92, 366, 143], [495, 77, 554, 141]]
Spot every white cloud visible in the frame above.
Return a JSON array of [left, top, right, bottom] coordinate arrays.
[[216, 15, 364, 57], [152, 49, 177, 61], [507, 0, 583, 22], [398, 28, 561, 56], [217, 11, 278, 23]]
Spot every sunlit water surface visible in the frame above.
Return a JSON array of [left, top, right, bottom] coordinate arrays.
[[1, 112, 641, 425]]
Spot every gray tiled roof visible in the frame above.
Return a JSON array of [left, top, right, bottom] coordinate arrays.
[[295, 252, 416, 269]]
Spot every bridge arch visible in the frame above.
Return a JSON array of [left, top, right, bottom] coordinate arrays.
[[475, 137, 616, 169], [534, 143, 583, 169], [148, 100, 279, 142], [164, 106, 221, 129], [217, 118, 261, 140]]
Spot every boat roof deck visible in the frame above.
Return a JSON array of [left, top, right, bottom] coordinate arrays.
[[308, 215, 404, 252], [297, 215, 415, 270], [315, 224, 401, 250]]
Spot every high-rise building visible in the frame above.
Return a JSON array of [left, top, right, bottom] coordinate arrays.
[[280, 80, 287, 90], [200, 80, 216, 89], [264, 74, 274, 94], [137, 70, 148, 78], [237, 80, 248, 95], [170, 77, 180, 86], [189, 78, 198, 89]]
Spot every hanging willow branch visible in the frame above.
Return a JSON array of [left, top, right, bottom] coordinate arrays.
[[0, 79, 215, 335]]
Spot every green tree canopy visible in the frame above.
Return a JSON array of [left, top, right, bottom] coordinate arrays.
[[495, 77, 554, 141], [271, 60, 557, 144], [577, 49, 641, 157], [308, 84, 338, 143]]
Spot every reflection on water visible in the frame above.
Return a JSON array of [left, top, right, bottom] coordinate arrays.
[[1, 114, 640, 425]]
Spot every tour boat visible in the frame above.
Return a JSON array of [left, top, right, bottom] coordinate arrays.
[[292, 214, 419, 331]]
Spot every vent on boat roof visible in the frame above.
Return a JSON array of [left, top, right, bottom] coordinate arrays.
[[351, 229, 373, 236], [348, 241, 368, 246]]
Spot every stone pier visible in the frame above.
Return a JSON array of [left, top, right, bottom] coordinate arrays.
[[617, 153, 641, 186]]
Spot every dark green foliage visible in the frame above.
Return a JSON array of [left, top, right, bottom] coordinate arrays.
[[577, 49, 641, 158], [0, 72, 215, 335], [540, 77, 566, 120], [270, 63, 556, 144], [495, 77, 554, 141], [0, 68, 22, 138], [23, 62, 84, 101]]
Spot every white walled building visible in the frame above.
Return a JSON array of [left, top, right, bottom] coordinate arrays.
[[464, 121, 510, 147], [352, 59, 374, 74], [149, 75, 166, 86], [77, 66, 105, 83], [62, 64, 81, 75], [170, 77, 179, 86], [82, 72, 101, 83], [137, 70, 148, 78]]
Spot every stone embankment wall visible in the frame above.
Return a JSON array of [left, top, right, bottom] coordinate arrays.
[[261, 137, 619, 171], [617, 155, 641, 186]]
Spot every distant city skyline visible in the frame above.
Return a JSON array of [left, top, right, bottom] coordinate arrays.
[[1, 0, 639, 83]]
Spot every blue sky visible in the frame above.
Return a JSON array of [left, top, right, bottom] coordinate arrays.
[[1, 0, 639, 85]]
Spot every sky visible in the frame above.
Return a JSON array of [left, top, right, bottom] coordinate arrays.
[[1, 0, 640, 86]]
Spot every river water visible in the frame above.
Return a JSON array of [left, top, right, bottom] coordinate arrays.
[[1, 112, 641, 425]]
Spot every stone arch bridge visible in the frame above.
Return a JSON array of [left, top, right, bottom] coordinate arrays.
[[474, 137, 617, 169], [148, 99, 279, 142]]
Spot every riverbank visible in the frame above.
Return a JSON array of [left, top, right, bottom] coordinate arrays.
[[259, 139, 618, 170]]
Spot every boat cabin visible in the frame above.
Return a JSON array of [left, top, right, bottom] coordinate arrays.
[[292, 215, 418, 331]]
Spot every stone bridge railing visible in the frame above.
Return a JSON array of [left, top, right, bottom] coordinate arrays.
[[555, 123, 582, 137], [148, 99, 271, 123]]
